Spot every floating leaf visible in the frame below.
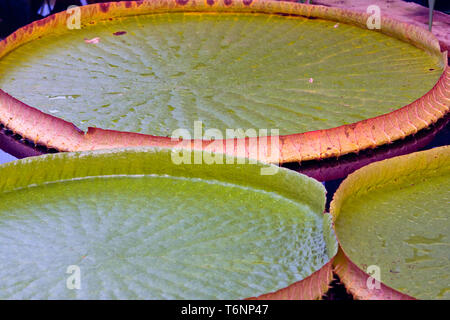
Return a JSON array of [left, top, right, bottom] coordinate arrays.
[[0, 1, 447, 163], [0, 148, 337, 299], [331, 146, 450, 299]]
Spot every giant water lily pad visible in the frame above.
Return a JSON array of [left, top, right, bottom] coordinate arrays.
[[0, 0, 448, 163], [0, 148, 337, 299], [331, 146, 450, 300]]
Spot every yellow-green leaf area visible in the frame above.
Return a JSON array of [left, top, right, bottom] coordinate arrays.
[[0, 148, 336, 299], [0, 13, 442, 136], [334, 146, 450, 299]]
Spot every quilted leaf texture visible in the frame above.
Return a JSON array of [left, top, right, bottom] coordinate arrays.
[[0, 148, 337, 299], [0, 0, 448, 162]]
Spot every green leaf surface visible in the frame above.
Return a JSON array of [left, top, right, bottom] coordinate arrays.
[[0, 148, 336, 299], [0, 13, 442, 136], [333, 146, 450, 299]]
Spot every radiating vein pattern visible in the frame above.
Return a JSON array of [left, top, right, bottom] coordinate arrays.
[[0, 175, 329, 299], [0, 13, 442, 136]]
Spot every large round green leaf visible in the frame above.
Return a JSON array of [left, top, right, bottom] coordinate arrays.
[[331, 146, 449, 299], [0, 12, 442, 136], [0, 148, 337, 299], [0, 1, 448, 163]]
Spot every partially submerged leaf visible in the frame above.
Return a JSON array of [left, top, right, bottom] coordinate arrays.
[[331, 146, 450, 299], [0, 148, 337, 299]]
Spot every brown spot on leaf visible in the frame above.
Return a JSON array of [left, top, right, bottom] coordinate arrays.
[[113, 31, 127, 36], [99, 3, 110, 13], [207, 0, 215, 5], [224, 0, 232, 5], [243, 0, 253, 5], [176, 0, 190, 5]]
